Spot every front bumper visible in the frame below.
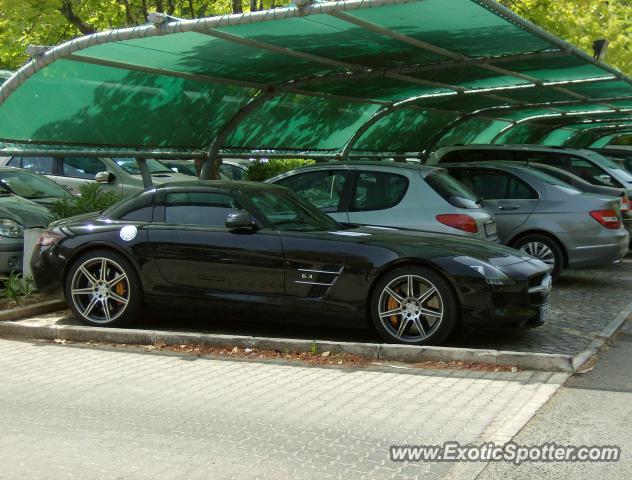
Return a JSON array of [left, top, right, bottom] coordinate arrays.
[[453, 262, 552, 330], [30, 246, 65, 297]]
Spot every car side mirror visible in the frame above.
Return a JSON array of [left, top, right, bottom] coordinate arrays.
[[95, 171, 115, 184], [225, 211, 258, 231]]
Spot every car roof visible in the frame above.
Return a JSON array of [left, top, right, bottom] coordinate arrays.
[[155, 179, 284, 192], [441, 161, 546, 174], [434, 144, 592, 156], [274, 160, 441, 175]]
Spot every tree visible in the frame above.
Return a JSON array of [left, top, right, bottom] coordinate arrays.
[[0, 0, 629, 76], [498, 0, 631, 76]]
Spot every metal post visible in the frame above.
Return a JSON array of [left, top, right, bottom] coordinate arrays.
[[201, 89, 277, 180], [135, 157, 154, 190]]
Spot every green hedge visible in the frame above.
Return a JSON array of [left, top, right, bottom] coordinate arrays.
[[245, 159, 314, 182], [50, 182, 121, 220]]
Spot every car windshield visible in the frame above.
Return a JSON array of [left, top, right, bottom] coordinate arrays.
[[245, 188, 341, 232], [521, 167, 582, 194], [161, 160, 198, 176], [584, 151, 632, 182], [0, 170, 69, 199], [425, 171, 480, 208], [114, 158, 174, 174]]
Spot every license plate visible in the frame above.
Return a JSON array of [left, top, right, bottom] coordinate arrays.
[[484, 222, 497, 237], [538, 304, 550, 322]]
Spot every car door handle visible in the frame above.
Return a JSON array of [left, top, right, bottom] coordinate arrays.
[[498, 204, 520, 211]]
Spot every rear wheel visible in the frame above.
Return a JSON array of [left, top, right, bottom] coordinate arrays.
[[65, 250, 142, 327], [370, 266, 458, 345], [511, 234, 563, 279]]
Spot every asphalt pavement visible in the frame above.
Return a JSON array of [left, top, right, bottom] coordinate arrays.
[[477, 319, 632, 479]]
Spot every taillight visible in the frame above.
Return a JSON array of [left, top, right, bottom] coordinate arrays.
[[36, 230, 62, 248], [436, 214, 478, 233], [621, 194, 630, 212], [590, 210, 621, 229]]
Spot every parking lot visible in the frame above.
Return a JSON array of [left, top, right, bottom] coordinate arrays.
[[13, 256, 632, 359]]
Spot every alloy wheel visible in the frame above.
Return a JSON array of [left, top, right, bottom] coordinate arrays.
[[70, 257, 130, 324], [377, 274, 444, 343], [520, 241, 555, 266]]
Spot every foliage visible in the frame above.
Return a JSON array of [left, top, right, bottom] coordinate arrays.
[[245, 159, 314, 182], [0, 0, 280, 70], [1, 273, 35, 305], [50, 181, 121, 219], [497, 0, 631, 76]]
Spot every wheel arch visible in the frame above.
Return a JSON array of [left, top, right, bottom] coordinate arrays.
[[366, 258, 464, 320], [507, 229, 568, 268], [62, 241, 144, 290]]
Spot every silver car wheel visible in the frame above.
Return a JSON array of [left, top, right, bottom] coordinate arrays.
[[520, 241, 555, 266], [377, 274, 444, 343], [70, 257, 130, 324]]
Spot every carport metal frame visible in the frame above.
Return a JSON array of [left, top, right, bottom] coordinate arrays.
[[1, 0, 631, 179]]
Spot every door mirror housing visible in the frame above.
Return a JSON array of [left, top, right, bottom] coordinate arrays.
[[225, 211, 258, 231], [95, 171, 115, 184]]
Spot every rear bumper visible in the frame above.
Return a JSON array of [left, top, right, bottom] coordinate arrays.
[[0, 242, 24, 274], [567, 230, 629, 269]]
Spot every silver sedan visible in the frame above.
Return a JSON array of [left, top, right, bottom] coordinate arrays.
[[445, 162, 629, 278], [266, 162, 499, 242]]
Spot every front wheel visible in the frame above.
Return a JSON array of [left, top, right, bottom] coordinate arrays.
[[511, 234, 563, 280], [65, 250, 142, 327], [370, 266, 458, 345]]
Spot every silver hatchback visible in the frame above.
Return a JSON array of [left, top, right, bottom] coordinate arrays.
[[266, 162, 498, 241], [445, 162, 629, 278]]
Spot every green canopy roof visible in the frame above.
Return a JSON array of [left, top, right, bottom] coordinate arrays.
[[1, 0, 631, 168]]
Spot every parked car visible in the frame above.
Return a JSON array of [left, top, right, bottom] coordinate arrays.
[[158, 159, 249, 180], [428, 144, 632, 237], [0, 156, 190, 196], [591, 148, 632, 173], [521, 161, 631, 215], [444, 162, 629, 278], [266, 162, 499, 242], [0, 166, 74, 209], [31, 181, 552, 345], [0, 183, 53, 274]]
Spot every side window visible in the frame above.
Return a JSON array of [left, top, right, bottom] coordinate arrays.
[[220, 164, 246, 181], [19, 157, 55, 174], [7, 157, 21, 167], [62, 157, 107, 179], [277, 170, 349, 212], [568, 156, 619, 187], [438, 150, 463, 163], [351, 171, 408, 212], [465, 170, 536, 200], [164, 192, 241, 227]]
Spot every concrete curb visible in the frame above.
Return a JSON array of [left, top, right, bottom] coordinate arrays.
[[0, 321, 574, 372], [570, 296, 632, 372], [0, 299, 66, 322]]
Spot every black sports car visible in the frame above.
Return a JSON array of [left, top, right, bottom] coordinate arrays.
[[31, 181, 552, 345]]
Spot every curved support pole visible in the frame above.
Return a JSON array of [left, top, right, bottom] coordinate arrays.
[[421, 113, 473, 158], [200, 89, 276, 180], [564, 125, 632, 148], [339, 97, 454, 161], [587, 129, 632, 148]]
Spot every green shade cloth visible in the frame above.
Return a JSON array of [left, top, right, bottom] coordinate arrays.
[[0, 0, 631, 158]]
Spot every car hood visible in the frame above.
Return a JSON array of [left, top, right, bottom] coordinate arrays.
[[0, 194, 54, 228], [329, 226, 535, 267]]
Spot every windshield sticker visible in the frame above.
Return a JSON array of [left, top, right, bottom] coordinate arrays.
[[328, 231, 371, 237], [120, 225, 137, 242]]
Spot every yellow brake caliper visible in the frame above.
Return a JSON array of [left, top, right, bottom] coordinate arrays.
[[115, 281, 126, 297], [387, 294, 399, 328]]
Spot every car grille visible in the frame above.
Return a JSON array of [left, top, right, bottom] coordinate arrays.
[[528, 273, 552, 304]]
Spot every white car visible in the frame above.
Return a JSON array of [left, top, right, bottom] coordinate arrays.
[[0, 156, 190, 196]]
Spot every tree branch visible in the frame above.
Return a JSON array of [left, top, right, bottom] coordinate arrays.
[[59, 0, 97, 35]]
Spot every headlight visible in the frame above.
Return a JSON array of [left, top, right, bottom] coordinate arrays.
[[453, 256, 515, 286], [0, 219, 24, 238]]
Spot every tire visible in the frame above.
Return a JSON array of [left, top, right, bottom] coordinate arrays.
[[370, 266, 458, 345], [511, 234, 564, 280], [65, 249, 143, 327]]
